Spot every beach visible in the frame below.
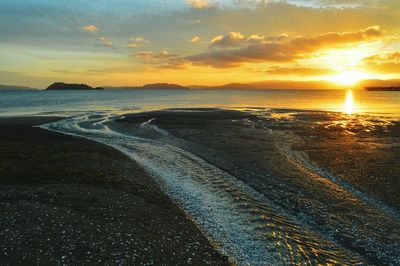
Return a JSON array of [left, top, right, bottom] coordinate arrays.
[[108, 108, 400, 264], [0, 117, 229, 265], [1, 108, 400, 265]]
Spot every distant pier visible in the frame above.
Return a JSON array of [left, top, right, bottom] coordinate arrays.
[[365, 86, 400, 91]]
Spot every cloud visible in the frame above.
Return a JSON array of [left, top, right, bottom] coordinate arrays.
[[99, 36, 113, 47], [264, 66, 335, 76], [128, 36, 149, 48], [209, 32, 289, 48], [266, 33, 289, 42], [210, 31, 289, 48], [1, 1, 398, 54], [364, 52, 400, 62], [361, 52, 400, 73], [187, 0, 211, 9], [191, 36, 201, 43], [187, 26, 385, 68], [210, 32, 289, 48], [246, 34, 265, 43], [308, 0, 396, 7], [83, 25, 98, 33], [130, 37, 149, 43], [210, 32, 245, 48], [137, 51, 187, 69]]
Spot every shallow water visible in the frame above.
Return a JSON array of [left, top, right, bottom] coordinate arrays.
[[1, 89, 400, 118]]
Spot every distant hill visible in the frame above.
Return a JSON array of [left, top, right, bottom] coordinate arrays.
[[359, 79, 400, 88], [190, 80, 342, 90], [190, 79, 400, 90], [0, 84, 35, 90], [46, 82, 104, 91], [104, 83, 190, 90]]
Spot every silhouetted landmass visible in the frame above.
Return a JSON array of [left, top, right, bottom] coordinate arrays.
[[190, 79, 400, 90], [140, 83, 190, 90], [191, 81, 345, 90], [105, 83, 190, 90], [0, 84, 35, 90], [365, 86, 400, 91], [46, 82, 104, 91]]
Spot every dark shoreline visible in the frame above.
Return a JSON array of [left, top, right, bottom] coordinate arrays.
[[0, 117, 229, 265]]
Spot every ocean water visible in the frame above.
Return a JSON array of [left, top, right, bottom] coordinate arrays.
[[1, 89, 400, 117]]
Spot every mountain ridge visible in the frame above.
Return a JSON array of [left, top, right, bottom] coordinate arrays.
[[104, 83, 190, 90], [0, 84, 36, 90]]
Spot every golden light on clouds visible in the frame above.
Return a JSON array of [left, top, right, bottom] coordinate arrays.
[[187, 0, 210, 9], [191, 36, 201, 43], [83, 25, 98, 33]]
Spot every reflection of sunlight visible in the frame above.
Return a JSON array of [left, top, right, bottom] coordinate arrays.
[[344, 90, 356, 114]]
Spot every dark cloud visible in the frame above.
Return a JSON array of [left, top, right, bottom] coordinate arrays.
[[136, 51, 187, 69], [187, 26, 384, 68]]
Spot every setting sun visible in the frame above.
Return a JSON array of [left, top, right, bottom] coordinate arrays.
[[330, 70, 368, 86]]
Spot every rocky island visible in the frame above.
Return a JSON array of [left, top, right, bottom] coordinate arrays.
[[46, 82, 104, 91]]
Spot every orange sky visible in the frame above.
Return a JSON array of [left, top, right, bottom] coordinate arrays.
[[0, 0, 399, 88]]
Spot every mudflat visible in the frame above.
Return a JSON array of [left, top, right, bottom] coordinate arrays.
[[0, 117, 229, 265], [113, 108, 400, 264]]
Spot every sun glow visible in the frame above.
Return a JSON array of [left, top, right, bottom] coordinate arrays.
[[330, 70, 368, 86]]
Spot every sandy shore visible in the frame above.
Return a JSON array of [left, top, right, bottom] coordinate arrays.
[[112, 108, 400, 264], [0, 117, 229, 265]]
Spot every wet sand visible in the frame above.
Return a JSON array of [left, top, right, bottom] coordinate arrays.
[[113, 108, 400, 264], [114, 109, 400, 209], [0, 117, 229, 265]]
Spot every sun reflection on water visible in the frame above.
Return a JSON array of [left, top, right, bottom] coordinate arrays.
[[344, 90, 357, 115]]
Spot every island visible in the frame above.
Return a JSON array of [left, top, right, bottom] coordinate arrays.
[[104, 83, 190, 90], [46, 82, 104, 91], [139, 83, 190, 90]]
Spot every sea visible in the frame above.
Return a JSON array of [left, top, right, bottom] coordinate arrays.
[[1, 89, 400, 117]]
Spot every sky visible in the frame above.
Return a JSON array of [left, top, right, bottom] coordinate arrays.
[[0, 0, 399, 88]]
